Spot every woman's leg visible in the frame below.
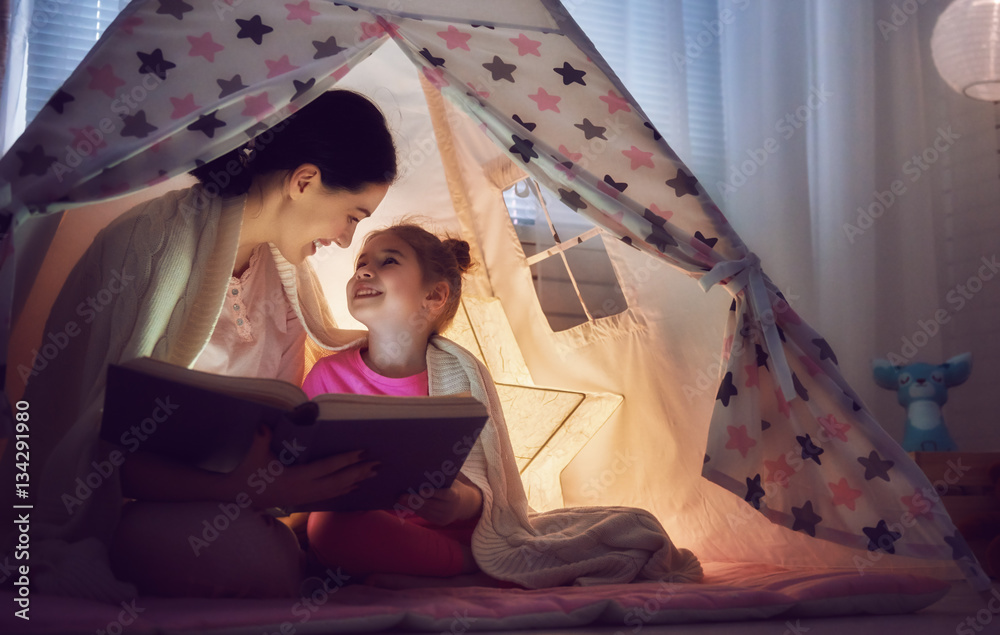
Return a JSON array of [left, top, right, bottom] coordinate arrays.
[[110, 501, 303, 598]]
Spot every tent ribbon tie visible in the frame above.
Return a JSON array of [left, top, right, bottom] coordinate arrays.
[[699, 252, 796, 402]]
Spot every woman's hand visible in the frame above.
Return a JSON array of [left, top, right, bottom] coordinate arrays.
[[228, 427, 378, 510], [398, 473, 482, 526]]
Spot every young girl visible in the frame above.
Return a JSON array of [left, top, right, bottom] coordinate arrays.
[[301, 224, 482, 580], [300, 224, 704, 588]]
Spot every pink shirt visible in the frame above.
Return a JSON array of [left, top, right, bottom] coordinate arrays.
[[193, 244, 307, 384], [302, 347, 428, 398]]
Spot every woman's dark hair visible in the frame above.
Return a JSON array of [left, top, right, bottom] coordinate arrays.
[[363, 224, 475, 334], [190, 90, 397, 197]]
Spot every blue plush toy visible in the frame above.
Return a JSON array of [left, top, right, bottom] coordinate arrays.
[[872, 353, 972, 452]]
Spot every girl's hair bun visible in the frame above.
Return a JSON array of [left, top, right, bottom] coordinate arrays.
[[443, 238, 473, 273]]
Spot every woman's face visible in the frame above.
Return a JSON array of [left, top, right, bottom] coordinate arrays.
[[276, 179, 390, 265]]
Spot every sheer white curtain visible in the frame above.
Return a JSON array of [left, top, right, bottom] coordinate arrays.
[[572, 0, 999, 447]]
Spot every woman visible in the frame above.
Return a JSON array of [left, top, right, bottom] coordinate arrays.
[[16, 90, 397, 599]]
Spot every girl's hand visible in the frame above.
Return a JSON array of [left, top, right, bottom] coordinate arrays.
[[228, 427, 378, 509], [399, 473, 482, 526]]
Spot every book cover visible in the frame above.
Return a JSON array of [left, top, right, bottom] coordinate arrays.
[[101, 358, 488, 512]]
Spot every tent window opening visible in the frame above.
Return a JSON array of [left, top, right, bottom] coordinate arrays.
[[502, 179, 628, 332]]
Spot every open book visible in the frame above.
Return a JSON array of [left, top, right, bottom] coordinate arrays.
[[100, 357, 488, 512]]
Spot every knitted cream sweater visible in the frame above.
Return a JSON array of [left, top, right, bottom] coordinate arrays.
[[8, 185, 700, 599]]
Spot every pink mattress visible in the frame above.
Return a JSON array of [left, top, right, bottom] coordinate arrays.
[[1, 562, 950, 634]]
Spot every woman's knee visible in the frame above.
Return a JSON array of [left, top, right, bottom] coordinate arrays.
[[111, 501, 303, 598]]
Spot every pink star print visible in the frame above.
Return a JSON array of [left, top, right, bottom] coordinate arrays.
[[775, 388, 790, 418], [438, 25, 471, 51], [798, 355, 823, 377], [68, 127, 106, 152], [509, 33, 541, 56], [360, 20, 400, 41], [647, 203, 673, 222], [467, 83, 489, 99], [744, 363, 759, 388], [422, 67, 449, 89], [599, 90, 631, 114], [817, 414, 850, 443], [121, 15, 143, 35], [265, 55, 299, 79], [242, 93, 273, 119], [169, 94, 199, 119], [558, 145, 583, 162], [529, 88, 561, 113], [725, 424, 756, 458], [764, 454, 795, 488], [87, 64, 125, 98], [188, 32, 224, 62], [622, 145, 654, 170], [285, 1, 319, 25], [901, 488, 935, 521], [829, 478, 862, 511]]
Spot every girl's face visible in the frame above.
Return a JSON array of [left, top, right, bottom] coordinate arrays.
[[275, 178, 389, 265], [348, 232, 440, 332]]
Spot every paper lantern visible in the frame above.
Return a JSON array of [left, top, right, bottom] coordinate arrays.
[[931, 0, 1000, 101]]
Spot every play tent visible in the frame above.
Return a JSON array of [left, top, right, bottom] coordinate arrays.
[[0, 0, 989, 618]]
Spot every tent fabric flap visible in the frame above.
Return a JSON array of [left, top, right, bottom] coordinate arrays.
[[0, 0, 989, 592]]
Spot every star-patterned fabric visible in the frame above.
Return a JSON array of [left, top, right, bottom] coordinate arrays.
[[0, 0, 987, 591]]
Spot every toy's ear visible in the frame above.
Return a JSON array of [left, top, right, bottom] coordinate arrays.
[[942, 352, 972, 387], [872, 358, 900, 389]]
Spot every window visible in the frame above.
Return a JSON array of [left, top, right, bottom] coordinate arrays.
[[3, 0, 130, 147], [503, 179, 629, 332]]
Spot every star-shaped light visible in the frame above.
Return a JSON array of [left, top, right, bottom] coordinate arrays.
[[764, 453, 795, 488], [87, 64, 125, 98], [217, 74, 248, 98], [236, 15, 274, 46], [137, 49, 176, 80], [817, 413, 850, 443], [313, 36, 346, 59], [575, 118, 606, 140], [509, 135, 537, 163], [16, 145, 57, 177], [599, 89, 631, 114], [858, 451, 894, 482], [120, 111, 157, 138], [529, 88, 561, 113], [286, 0, 319, 24], [242, 93, 273, 119], [791, 500, 822, 537], [666, 168, 699, 197], [622, 145, 654, 170], [864, 520, 901, 554], [188, 32, 225, 62], [438, 25, 471, 51], [828, 477, 862, 511], [483, 56, 516, 82], [265, 55, 299, 79], [187, 111, 225, 138], [725, 425, 756, 459], [553, 62, 586, 86], [509, 33, 541, 56]]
